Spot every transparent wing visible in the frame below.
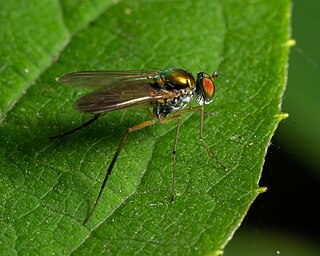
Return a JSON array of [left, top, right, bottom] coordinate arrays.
[[58, 70, 159, 89], [74, 79, 165, 114]]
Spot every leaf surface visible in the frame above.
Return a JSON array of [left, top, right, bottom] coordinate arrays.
[[0, 0, 291, 255]]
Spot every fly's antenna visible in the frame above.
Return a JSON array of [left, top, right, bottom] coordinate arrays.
[[215, 72, 234, 79], [214, 71, 245, 87]]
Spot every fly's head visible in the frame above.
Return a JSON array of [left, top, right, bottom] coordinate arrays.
[[196, 71, 218, 106]]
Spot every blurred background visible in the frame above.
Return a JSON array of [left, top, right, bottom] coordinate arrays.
[[225, 0, 320, 255]]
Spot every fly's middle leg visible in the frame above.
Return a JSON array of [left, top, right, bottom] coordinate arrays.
[[160, 115, 182, 203]]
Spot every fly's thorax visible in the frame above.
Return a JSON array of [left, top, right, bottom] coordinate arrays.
[[196, 71, 217, 105], [160, 68, 196, 90]]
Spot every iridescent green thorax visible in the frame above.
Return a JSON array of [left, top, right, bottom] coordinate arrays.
[[150, 68, 218, 117], [155, 68, 196, 89], [149, 68, 197, 118]]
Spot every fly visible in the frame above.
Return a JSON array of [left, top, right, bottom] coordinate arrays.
[[51, 68, 226, 224]]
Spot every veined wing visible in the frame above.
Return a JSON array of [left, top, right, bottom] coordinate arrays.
[[58, 70, 159, 89], [74, 79, 166, 114]]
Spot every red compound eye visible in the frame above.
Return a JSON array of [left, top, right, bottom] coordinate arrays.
[[203, 78, 214, 97], [202, 77, 215, 103]]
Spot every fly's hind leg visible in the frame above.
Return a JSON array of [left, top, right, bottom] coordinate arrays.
[[83, 118, 158, 225], [50, 114, 101, 139]]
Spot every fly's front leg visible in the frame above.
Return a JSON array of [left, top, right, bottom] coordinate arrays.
[[171, 106, 226, 170], [83, 118, 158, 225]]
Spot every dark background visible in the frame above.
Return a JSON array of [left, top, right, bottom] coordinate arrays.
[[225, 1, 320, 255]]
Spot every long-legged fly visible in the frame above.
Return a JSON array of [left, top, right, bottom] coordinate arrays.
[[51, 68, 226, 224]]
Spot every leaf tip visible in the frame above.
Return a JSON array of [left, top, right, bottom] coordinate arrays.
[[275, 113, 289, 120], [205, 249, 223, 256], [257, 186, 267, 194], [287, 39, 296, 47]]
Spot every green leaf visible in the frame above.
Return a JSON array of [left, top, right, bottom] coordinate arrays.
[[0, 0, 291, 255], [0, 0, 68, 120]]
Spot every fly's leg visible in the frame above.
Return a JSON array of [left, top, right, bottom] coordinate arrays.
[[50, 114, 101, 139], [159, 107, 226, 203], [83, 119, 157, 225], [170, 106, 226, 170], [160, 115, 182, 203]]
